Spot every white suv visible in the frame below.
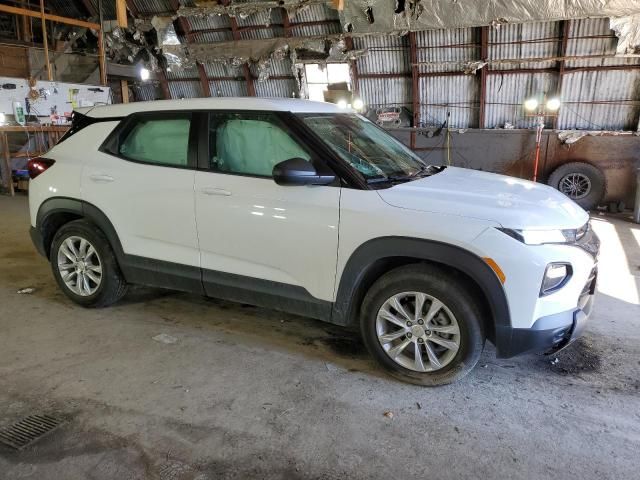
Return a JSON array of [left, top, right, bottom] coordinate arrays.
[[28, 98, 599, 385]]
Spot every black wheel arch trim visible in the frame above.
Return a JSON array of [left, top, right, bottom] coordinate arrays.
[[332, 237, 513, 355], [36, 197, 125, 260], [36, 202, 515, 356]]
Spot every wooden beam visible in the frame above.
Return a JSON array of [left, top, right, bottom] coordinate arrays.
[[0, 4, 101, 30], [281, 8, 291, 37], [125, 0, 139, 17], [116, 0, 128, 27], [345, 36, 359, 97], [80, 0, 98, 17], [18, 0, 32, 42], [1, 132, 14, 196], [478, 26, 489, 128], [228, 16, 255, 96], [98, 29, 107, 85], [553, 20, 570, 129], [198, 62, 211, 97], [121, 79, 130, 102], [116, 0, 129, 101], [158, 70, 171, 99], [409, 32, 419, 148]]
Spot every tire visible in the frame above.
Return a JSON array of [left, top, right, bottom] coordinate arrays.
[[360, 264, 485, 386], [50, 219, 128, 307], [547, 162, 605, 210]]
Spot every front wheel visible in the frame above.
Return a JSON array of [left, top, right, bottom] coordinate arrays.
[[360, 264, 485, 386]]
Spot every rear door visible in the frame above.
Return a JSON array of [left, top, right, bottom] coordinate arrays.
[[193, 111, 340, 314], [82, 111, 200, 272]]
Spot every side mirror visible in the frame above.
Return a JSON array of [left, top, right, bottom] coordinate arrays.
[[272, 158, 335, 186]]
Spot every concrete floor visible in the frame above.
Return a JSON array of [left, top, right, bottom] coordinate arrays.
[[0, 195, 639, 480]]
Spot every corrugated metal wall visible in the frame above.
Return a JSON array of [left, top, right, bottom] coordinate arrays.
[[127, 0, 640, 132]]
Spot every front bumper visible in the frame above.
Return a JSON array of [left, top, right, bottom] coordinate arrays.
[[497, 267, 597, 358]]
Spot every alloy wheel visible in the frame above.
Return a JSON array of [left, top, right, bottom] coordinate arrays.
[[57, 236, 102, 296], [559, 173, 591, 200], [375, 291, 460, 372]]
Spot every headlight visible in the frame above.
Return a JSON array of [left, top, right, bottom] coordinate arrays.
[[540, 263, 572, 296], [497, 225, 587, 245]]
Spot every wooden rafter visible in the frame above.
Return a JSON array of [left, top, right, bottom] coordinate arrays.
[[80, 0, 98, 17], [0, 3, 101, 30]]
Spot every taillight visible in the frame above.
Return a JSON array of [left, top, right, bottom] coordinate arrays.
[[27, 157, 55, 179]]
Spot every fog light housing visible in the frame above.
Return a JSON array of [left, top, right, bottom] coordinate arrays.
[[540, 263, 572, 296]]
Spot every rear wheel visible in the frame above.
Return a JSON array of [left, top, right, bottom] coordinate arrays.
[[50, 220, 127, 307], [547, 162, 605, 210], [361, 264, 485, 386]]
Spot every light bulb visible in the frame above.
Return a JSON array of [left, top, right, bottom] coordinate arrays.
[[524, 98, 539, 112], [140, 68, 150, 81], [546, 98, 561, 111], [352, 98, 364, 110]]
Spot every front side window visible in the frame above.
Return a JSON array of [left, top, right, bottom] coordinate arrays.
[[208, 112, 311, 177], [118, 115, 191, 167], [298, 113, 426, 182]]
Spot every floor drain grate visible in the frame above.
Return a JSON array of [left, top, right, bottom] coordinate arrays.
[[0, 414, 63, 450]]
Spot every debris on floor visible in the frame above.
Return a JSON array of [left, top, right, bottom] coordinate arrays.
[[17, 287, 36, 294], [152, 333, 178, 345], [416, 402, 422, 410], [383, 411, 394, 419], [541, 337, 602, 375]]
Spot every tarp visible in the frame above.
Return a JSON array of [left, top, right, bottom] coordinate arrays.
[[342, 0, 640, 33]]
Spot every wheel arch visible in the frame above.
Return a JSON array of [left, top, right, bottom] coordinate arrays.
[[36, 197, 124, 261], [332, 237, 512, 350]]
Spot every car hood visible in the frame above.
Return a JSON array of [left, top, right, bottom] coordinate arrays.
[[377, 166, 589, 230]]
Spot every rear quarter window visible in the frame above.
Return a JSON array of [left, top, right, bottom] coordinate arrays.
[[100, 112, 193, 168]]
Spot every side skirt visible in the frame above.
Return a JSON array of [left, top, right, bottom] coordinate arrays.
[[120, 254, 333, 322]]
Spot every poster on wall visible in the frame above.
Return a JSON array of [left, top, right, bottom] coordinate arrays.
[[0, 76, 111, 125]]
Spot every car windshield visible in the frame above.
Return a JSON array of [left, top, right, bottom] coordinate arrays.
[[297, 113, 427, 182]]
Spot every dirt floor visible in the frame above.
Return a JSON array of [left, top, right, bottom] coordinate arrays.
[[0, 194, 639, 480]]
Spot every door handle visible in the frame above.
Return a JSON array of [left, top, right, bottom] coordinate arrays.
[[200, 187, 231, 196], [89, 173, 115, 183]]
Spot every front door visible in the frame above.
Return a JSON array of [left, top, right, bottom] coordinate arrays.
[[194, 111, 340, 316]]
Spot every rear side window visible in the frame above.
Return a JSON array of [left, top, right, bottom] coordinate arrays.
[[118, 117, 191, 167]]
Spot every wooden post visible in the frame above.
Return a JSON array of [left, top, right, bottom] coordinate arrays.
[[116, 0, 127, 25], [553, 20, 570, 129], [116, 0, 128, 100], [158, 70, 171, 99], [121, 80, 130, 102], [39, 0, 52, 81], [19, 0, 32, 42], [1, 133, 15, 197], [197, 63, 211, 97], [98, 29, 107, 85]]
